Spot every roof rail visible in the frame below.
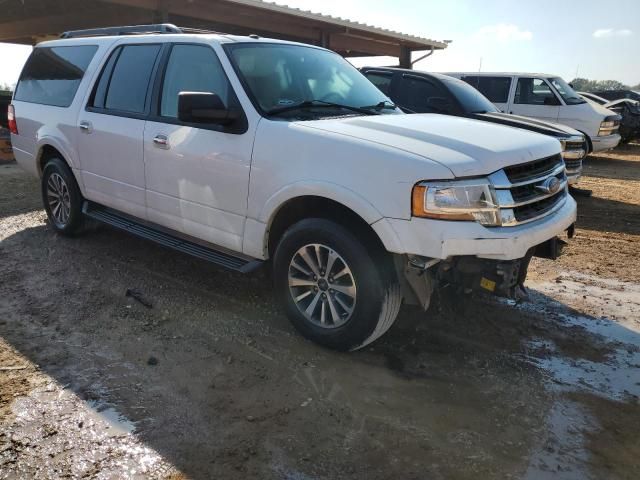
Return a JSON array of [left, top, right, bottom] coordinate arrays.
[[60, 23, 182, 39]]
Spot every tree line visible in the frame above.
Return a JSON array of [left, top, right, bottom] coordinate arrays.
[[570, 78, 640, 92]]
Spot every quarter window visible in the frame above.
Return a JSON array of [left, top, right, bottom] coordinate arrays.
[[160, 44, 232, 118], [14, 45, 98, 107], [91, 44, 161, 114]]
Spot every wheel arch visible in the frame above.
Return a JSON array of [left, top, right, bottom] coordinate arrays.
[[265, 195, 388, 261]]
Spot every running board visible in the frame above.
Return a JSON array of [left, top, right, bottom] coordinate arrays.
[[82, 202, 263, 273]]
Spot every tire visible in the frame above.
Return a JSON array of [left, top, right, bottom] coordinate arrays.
[[273, 218, 402, 351], [41, 157, 85, 235]]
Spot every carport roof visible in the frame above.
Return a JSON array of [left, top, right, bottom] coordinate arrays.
[[0, 0, 448, 60]]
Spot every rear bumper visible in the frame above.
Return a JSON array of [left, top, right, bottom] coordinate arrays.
[[591, 133, 621, 153], [373, 195, 577, 261]]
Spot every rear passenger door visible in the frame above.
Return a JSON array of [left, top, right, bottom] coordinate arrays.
[[509, 77, 561, 122], [77, 43, 162, 219], [461, 75, 512, 113], [143, 43, 253, 253]]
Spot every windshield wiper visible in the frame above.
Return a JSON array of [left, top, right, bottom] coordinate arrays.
[[360, 100, 398, 111], [266, 100, 379, 116]]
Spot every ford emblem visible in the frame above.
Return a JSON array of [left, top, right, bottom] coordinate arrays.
[[536, 177, 561, 195]]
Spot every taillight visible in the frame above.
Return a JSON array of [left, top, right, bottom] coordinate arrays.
[[7, 104, 18, 135]]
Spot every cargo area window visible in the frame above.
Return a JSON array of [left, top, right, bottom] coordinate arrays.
[[14, 45, 98, 107]]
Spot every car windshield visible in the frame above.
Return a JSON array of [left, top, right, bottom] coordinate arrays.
[[441, 77, 499, 113], [226, 43, 400, 118], [549, 77, 586, 105]]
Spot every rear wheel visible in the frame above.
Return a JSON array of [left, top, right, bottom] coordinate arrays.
[[41, 157, 85, 235], [273, 218, 402, 351]]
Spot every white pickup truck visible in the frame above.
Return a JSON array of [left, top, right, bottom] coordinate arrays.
[[9, 25, 576, 351]]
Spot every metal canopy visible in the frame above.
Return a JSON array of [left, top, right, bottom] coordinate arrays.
[[0, 0, 447, 67]]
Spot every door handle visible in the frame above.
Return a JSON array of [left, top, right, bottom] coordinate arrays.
[[153, 134, 170, 149], [79, 121, 93, 133]]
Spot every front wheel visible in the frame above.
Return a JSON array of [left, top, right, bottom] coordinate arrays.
[[273, 218, 402, 351]]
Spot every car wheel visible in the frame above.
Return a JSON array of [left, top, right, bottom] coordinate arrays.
[[273, 218, 402, 351], [41, 157, 85, 235]]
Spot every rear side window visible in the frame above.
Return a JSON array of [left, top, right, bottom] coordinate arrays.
[[90, 44, 161, 114], [363, 72, 393, 96], [14, 45, 98, 107], [461, 76, 511, 103]]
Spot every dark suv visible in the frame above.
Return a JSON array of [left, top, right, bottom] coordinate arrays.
[[593, 90, 640, 102], [361, 67, 587, 184]]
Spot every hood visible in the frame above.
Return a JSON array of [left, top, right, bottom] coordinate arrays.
[[588, 101, 623, 118], [297, 114, 561, 177], [475, 112, 582, 138]]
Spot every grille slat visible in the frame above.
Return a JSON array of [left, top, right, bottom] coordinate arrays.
[[490, 154, 568, 227]]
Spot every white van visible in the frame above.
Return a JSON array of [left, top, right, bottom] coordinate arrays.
[[446, 73, 621, 153]]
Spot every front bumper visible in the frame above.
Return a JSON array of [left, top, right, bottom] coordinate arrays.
[[591, 133, 621, 153], [373, 194, 577, 261]]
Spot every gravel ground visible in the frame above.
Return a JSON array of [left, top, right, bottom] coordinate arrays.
[[0, 144, 639, 479]]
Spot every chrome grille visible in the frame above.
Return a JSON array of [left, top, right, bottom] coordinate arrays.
[[489, 154, 568, 227]]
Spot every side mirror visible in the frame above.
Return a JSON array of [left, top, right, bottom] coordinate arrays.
[[178, 92, 239, 125], [427, 96, 451, 113]]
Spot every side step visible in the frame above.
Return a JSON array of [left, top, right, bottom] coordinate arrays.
[[82, 202, 263, 273]]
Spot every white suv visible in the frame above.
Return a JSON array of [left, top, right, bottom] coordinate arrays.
[[9, 25, 577, 351]]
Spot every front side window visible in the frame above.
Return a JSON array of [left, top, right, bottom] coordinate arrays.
[[461, 76, 511, 103], [15, 45, 98, 107], [442, 77, 499, 114], [226, 43, 396, 117], [160, 44, 233, 118], [549, 77, 585, 105], [91, 44, 161, 114], [514, 78, 559, 105], [398, 76, 450, 113]]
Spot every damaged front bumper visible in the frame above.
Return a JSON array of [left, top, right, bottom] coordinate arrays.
[[397, 223, 575, 308]]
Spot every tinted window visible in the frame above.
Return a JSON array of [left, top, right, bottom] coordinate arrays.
[[398, 76, 450, 113], [94, 44, 161, 114], [461, 76, 511, 103], [364, 72, 393, 95], [442, 77, 498, 113], [549, 77, 585, 105], [160, 44, 232, 118], [15, 45, 97, 107], [514, 78, 558, 105]]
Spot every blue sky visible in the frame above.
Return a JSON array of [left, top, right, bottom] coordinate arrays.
[[1, 0, 638, 87]]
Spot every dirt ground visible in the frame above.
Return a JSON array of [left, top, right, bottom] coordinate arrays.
[[0, 144, 639, 479]]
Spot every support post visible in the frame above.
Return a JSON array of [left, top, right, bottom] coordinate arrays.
[[399, 45, 412, 69]]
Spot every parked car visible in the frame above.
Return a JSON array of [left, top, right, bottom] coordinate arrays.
[[446, 72, 622, 154], [361, 67, 586, 184], [578, 92, 640, 143], [0, 90, 14, 163], [10, 24, 576, 351], [593, 89, 640, 103]]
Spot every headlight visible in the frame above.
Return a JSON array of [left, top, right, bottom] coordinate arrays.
[[412, 179, 500, 226], [598, 115, 620, 136], [559, 138, 586, 160]]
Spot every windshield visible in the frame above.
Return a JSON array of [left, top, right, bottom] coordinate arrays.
[[442, 77, 499, 113], [226, 43, 399, 118], [549, 77, 586, 105]]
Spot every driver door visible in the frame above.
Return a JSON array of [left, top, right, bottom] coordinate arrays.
[[143, 43, 253, 253], [509, 77, 561, 122]]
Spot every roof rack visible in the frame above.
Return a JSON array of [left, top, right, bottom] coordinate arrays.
[[60, 23, 190, 39]]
